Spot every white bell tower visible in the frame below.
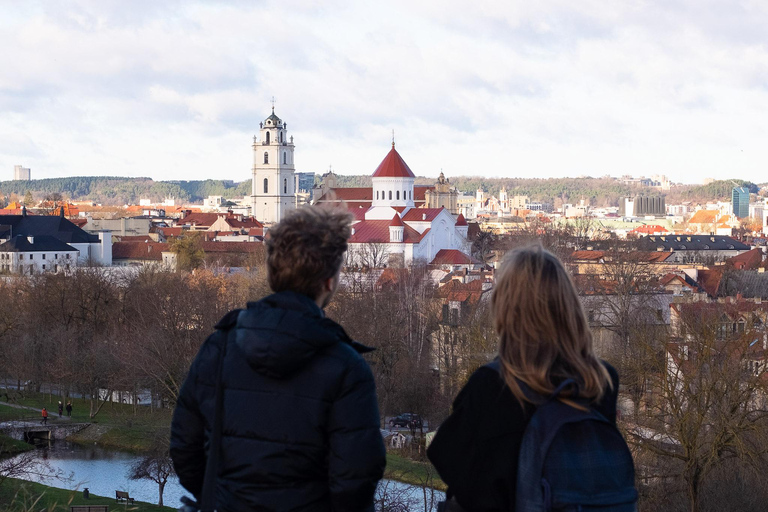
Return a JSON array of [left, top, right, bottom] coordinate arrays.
[[251, 105, 296, 224]]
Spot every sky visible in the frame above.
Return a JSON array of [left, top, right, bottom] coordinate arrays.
[[1, 1, 767, 185]]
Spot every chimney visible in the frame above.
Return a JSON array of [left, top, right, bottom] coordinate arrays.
[[27, 236, 34, 244], [422, 213, 427, 220], [351, 227, 355, 236]]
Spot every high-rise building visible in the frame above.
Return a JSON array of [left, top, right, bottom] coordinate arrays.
[[732, 187, 749, 219], [251, 107, 296, 224], [13, 165, 31, 180]]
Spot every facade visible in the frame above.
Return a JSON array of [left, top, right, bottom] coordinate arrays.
[[425, 172, 459, 214], [732, 187, 750, 219], [13, 165, 31, 181], [0, 235, 79, 274], [251, 107, 296, 224], [619, 195, 666, 217]]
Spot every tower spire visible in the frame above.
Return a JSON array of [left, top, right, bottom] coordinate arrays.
[[392, 129, 395, 148], [271, 96, 276, 113]]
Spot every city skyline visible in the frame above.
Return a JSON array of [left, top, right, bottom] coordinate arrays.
[[2, 1, 767, 184]]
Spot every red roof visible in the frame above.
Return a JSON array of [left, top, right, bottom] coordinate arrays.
[[371, 144, 415, 178], [696, 269, 724, 297], [456, 214, 467, 226], [112, 241, 169, 261], [178, 212, 218, 227], [349, 220, 426, 244], [402, 208, 445, 222], [430, 249, 481, 266], [200, 241, 263, 253], [158, 227, 185, 238], [389, 214, 404, 227], [728, 248, 763, 270]]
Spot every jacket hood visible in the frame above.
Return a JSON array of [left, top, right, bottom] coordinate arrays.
[[233, 291, 372, 378]]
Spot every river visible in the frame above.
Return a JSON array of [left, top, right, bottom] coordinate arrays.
[[8, 440, 444, 511]]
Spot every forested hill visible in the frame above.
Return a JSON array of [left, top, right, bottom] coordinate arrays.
[[0, 175, 760, 207], [0, 176, 251, 205]]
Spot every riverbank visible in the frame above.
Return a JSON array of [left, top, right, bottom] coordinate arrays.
[[0, 478, 174, 512], [2, 392, 446, 490]]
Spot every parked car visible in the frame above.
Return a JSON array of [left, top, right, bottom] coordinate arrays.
[[389, 413, 423, 429]]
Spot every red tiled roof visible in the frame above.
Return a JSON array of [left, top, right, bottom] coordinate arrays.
[[178, 213, 218, 227], [630, 225, 669, 235], [118, 235, 154, 242], [349, 220, 426, 244], [200, 241, 263, 253], [696, 269, 723, 297], [430, 249, 481, 266], [71, 218, 88, 228], [456, 214, 467, 226], [225, 217, 263, 229], [728, 248, 763, 270], [372, 144, 415, 178], [112, 241, 168, 261], [402, 208, 445, 222], [158, 227, 185, 238], [571, 250, 605, 261], [350, 208, 368, 221]]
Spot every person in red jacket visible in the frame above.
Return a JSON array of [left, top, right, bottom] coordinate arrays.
[[41, 407, 48, 425]]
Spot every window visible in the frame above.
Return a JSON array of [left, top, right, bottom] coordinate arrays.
[[29, 254, 33, 260], [55, 254, 58, 259], [403, 190, 406, 200], [389, 191, 392, 200], [66, 254, 71, 259], [42, 254, 46, 260], [42, 264, 46, 270], [279, 131, 283, 143], [409, 191, 411, 199], [283, 152, 286, 164], [396, 191, 400, 200], [376, 191, 379, 200], [264, 152, 269, 164], [283, 178, 287, 194], [264, 178, 269, 194], [266, 132, 270, 144], [19, 254, 22, 260]]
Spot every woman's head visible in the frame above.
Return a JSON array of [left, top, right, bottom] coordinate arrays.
[[492, 245, 610, 404]]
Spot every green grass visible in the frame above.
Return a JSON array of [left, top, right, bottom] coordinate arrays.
[[385, 452, 446, 491], [0, 478, 175, 512], [0, 434, 34, 456]]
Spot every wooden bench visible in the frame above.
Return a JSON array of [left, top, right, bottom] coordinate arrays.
[[115, 490, 135, 504], [71, 507, 108, 512]]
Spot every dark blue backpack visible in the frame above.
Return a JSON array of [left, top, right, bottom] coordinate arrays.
[[488, 361, 638, 512]]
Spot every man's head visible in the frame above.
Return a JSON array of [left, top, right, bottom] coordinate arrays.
[[266, 206, 353, 303]]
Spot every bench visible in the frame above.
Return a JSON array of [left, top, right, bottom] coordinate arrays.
[[115, 490, 135, 504], [71, 507, 108, 512]]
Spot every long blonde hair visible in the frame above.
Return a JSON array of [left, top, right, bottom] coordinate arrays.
[[492, 245, 611, 407]]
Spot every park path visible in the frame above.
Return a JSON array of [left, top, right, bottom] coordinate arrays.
[[1, 400, 72, 420]]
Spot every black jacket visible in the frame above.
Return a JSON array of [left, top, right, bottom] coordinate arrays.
[[427, 362, 619, 512], [171, 291, 386, 512]]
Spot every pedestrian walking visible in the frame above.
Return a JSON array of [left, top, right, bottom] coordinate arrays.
[[58, 401, 63, 417], [41, 407, 48, 425], [66, 401, 72, 417]]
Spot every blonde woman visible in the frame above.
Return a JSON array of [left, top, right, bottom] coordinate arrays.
[[427, 245, 621, 512]]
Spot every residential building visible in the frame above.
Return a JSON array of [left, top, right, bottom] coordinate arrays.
[[0, 235, 78, 274]]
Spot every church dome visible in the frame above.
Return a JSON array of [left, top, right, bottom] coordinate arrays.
[[372, 143, 415, 178], [264, 107, 282, 127]]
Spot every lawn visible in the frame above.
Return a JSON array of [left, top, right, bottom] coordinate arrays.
[[0, 478, 175, 512], [385, 452, 446, 491]]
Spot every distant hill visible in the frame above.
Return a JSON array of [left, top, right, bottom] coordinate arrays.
[[0, 177, 251, 205], [0, 175, 762, 207]]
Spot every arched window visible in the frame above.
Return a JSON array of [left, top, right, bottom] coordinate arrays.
[[279, 131, 283, 143], [266, 132, 270, 144], [283, 178, 287, 194], [409, 190, 411, 200], [396, 191, 400, 200], [264, 152, 269, 164], [283, 152, 286, 164], [376, 190, 379, 200], [389, 191, 392, 200], [403, 189, 406, 199], [263, 178, 268, 194]]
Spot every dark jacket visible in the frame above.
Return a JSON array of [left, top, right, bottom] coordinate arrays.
[[427, 362, 619, 512], [170, 291, 386, 512]]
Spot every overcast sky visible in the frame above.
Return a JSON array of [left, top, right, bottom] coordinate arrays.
[[1, 1, 767, 184]]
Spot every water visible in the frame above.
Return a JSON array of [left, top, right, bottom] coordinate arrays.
[[8, 441, 444, 510]]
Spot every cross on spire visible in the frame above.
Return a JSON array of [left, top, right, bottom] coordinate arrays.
[[392, 129, 395, 148], [271, 96, 276, 112]]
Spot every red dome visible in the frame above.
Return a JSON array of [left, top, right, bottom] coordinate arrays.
[[372, 143, 415, 178]]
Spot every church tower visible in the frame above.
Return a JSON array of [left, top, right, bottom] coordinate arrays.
[[251, 107, 296, 224]]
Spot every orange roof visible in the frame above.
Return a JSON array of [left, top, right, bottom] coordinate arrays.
[[630, 225, 669, 235], [372, 144, 415, 178], [689, 210, 719, 224]]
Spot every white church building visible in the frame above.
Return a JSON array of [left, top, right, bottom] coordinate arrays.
[[250, 107, 297, 224], [318, 143, 472, 267]]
